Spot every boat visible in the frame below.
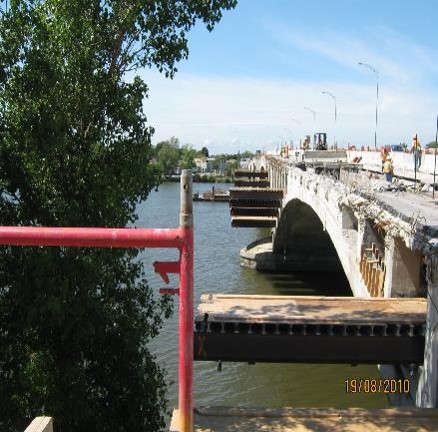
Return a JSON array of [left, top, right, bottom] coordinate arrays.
[[192, 186, 230, 202]]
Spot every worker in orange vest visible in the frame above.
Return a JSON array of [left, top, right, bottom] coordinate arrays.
[[383, 158, 394, 182]]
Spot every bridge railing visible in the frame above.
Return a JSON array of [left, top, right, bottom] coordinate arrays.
[[1, 170, 194, 432]]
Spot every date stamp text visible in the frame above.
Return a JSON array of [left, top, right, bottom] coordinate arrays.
[[345, 379, 410, 394]]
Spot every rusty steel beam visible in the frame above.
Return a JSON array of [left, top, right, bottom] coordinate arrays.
[[229, 189, 283, 201], [234, 170, 269, 179], [234, 180, 270, 188]]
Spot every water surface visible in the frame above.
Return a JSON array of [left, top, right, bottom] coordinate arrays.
[[135, 182, 388, 416]]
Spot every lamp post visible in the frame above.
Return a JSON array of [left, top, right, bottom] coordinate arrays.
[[290, 118, 301, 149], [322, 91, 337, 148], [304, 107, 316, 149], [276, 135, 285, 154], [358, 62, 379, 149]]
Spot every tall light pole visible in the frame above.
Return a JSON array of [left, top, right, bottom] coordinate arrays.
[[322, 91, 337, 148], [304, 107, 316, 149], [276, 135, 285, 154], [284, 128, 292, 147], [290, 118, 301, 148], [358, 62, 379, 149]]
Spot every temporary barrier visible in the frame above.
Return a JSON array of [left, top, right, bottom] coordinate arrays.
[[0, 170, 194, 432]]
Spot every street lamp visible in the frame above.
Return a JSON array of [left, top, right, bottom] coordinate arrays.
[[290, 118, 301, 148], [358, 62, 379, 149], [322, 91, 337, 148], [304, 107, 316, 149], [291, 118, 301, 125], [276, 135, 285, 154], [304, 107, 316, 123]]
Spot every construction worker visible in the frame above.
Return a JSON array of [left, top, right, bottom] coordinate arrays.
[[383, 157, 394, 182], [302, 136, 310, 151], [411, 134, 422, 169], [380, 147, 389, 173]]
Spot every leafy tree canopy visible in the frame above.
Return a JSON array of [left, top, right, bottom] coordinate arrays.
[[0, 1, 237, 431], [155, 137, 181, 177]]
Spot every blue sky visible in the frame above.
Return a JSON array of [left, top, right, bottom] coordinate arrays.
[[141, 0, 438, 153]]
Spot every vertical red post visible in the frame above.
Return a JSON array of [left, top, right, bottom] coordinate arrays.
[[178, 170, 194, 432]]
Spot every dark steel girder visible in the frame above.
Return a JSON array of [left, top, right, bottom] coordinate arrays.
[[194, 332, 425, 365]]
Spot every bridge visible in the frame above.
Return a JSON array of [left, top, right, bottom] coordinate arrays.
[[196, 149, 438, 413]]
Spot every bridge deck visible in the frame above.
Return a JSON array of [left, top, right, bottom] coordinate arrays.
[[170, 407, 438, 431], [194, 295, 426, 364], [197, 294, 426, 324]]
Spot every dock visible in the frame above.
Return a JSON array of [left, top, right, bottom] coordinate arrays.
[[170, 407, 438, 431], [194, 295, 426, 364]]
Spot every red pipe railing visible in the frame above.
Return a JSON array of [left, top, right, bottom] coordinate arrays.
[[0, 226, 185, 248], [0, 170, 194, 432]]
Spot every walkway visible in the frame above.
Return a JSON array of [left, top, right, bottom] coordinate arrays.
[[171, 407, 438, 431]]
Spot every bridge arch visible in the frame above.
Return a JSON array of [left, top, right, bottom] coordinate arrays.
[[273, 198, 343, 273]]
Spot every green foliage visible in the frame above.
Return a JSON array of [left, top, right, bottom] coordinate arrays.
[[200, 146, 209, 157], [426, 141, 438, 148], [155, 137, 181, 177], [239, 150, 255, 159], [0, 0, 237, 431], [224, 159, 238, 177], [180, 144, 197, 170]]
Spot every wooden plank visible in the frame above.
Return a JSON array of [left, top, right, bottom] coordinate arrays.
[[170, 407, 438, 432], [370, 266, 377, 296], [371, 267, 379, 297], [365, 261, 372, 288], [197, 294, 426, 325], [24, 417, 53, 432], [378, 269, 386, 296]]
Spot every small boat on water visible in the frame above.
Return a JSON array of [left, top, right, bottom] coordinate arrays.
[[193, 186, 230, 202]]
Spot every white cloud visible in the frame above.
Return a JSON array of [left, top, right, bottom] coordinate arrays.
[[267, 24, 438, 85], [137, 25, 438, 153], [140, 70, 436, 153]]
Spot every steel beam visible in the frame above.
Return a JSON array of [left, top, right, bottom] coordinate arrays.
[[194, 331, 425, 364]]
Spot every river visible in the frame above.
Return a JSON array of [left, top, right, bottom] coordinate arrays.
[[135, 182, 388, 419]]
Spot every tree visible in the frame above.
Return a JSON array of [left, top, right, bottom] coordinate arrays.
[[426, 141, 438, 149], [200, 146, 209, 157], [225, 159, 239, 177], [156, 138, 181, 177], [180, 144, 197, 170], [0, 1, 237, 431], [240, 150, 254, 159]]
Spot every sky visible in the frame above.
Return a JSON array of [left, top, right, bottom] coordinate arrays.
[[139, 0, 438, 154]]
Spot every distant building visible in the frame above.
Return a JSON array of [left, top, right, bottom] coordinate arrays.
[[239, 158, 251, 169], [194, 157, 215, 172]]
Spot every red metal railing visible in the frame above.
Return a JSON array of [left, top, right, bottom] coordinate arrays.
[[0, 170, 194, 432]]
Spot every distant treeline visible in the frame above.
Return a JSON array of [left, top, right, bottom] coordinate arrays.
[[152, 136, 254, 179]]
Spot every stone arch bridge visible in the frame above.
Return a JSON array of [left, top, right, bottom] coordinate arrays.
[[231, 152, 438, 408]]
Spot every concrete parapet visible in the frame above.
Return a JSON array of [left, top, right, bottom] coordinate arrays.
[[346, 150, 437, 184]]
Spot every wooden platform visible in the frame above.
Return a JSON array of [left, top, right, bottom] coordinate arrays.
[[197, 295, 426, 325], [170, 407, 438, 431]]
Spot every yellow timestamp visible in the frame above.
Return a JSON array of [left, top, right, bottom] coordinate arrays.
[[345, 379, 410, 394]]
